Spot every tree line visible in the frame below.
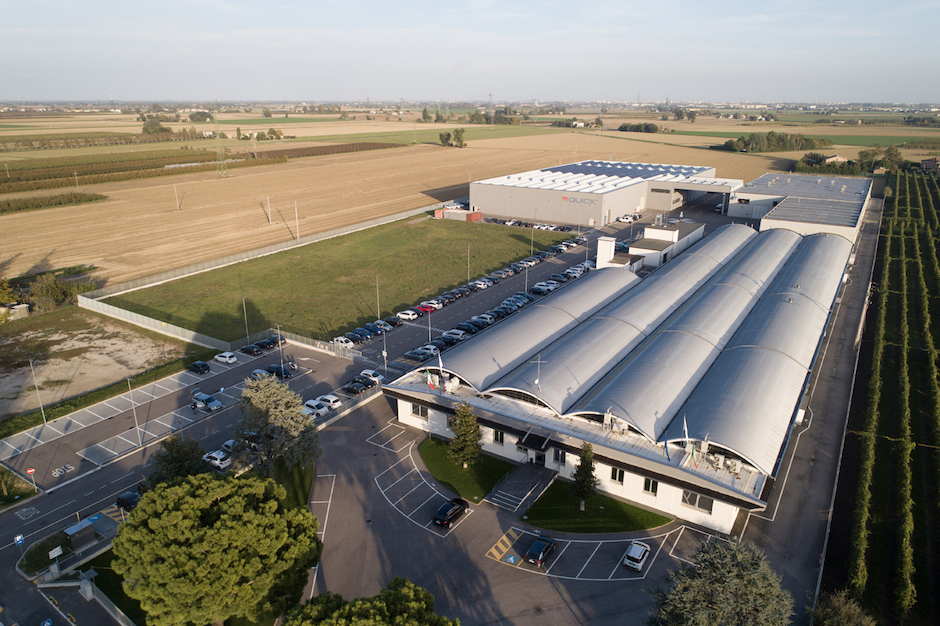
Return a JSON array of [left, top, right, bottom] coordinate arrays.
[[718, 131, 833, 153]]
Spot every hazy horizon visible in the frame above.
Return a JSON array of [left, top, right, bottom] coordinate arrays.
[[3, 0, 939, 103]]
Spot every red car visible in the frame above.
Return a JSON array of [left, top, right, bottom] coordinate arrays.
[[415, 304, 435, 313]]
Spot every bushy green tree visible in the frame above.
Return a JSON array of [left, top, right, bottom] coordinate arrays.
[[452, 128, 465, 148], [0, 277, 15, 304], [571, 442, 599, 510], [263, 108, 273, 118], [147, 435, 210, 485], [439, 132, 452, 146], [448, 402, 481, 468], [284, 577, 459, 626], [27, 273, 88, 312], [422, 107, 431, 122], [112, 474, 322, 626], [237, 376, 322, 476], [188, 111, 212, 122], [648, 540, 793, 626], [809, 590, 876, 626], [141, 118, 171, 134]]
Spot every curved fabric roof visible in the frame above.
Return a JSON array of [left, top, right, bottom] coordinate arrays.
[[661, 232, 852, 475], [490, 224, 758, 413], [575, 228, 801, 438], [440, 269, 641, 390]]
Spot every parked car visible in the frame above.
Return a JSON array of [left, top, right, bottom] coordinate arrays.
[[403, 349, 433, 362], [318, 394, 343, 410], [353, 327, 374, 340], [214, 352, 237, 364], [524, 535, 557, 568], [463, 282, 480, 292], [374, 319, 394, 332], [437, 334, 459, 347], [116, 491, 142, 512], [191, 391, 222, 411], [187, 360, 210, 374], [473, 313, 495, 324], [487, 309, 507, 320], [529, 285, 550, 295], [352, 375, 378, 389], [419, 343, 440, 356], [249, 369, 270, 381], [415, 304, 435, 313], [344, 332, 366, 344], [203, 450, 232, 470], [468, 316, 491, 327], [240, 344, 263, 356], [256, 339, 276, 351], [360, 369, 385, 383], [500, 300, 520, 312], [364, 322, 384, 336], [342, 381, 367, 395], [515, 291, 535, 302], [442, 329, 467, 341], [462, 319, 486, 331], [455, 323, 480, 335], [550, 273, 570, 283], [384, 316, 404, 327], [397, 310, 418, 321], [433, 498, 469, 528], [269, 334, 287, 346], [623, 540, 651, 571], [266, 364, 292, 380], [303, 399, 330, 418], [221, 439, 239, 455], [454, 287, 471, 297], [332, 336, 355, 348], [421, 300, 444, 310]]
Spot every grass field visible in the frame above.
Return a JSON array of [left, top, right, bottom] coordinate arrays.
[[522, 480, 671, 533], [104, 217, 570, 341], [418, 436, 514, 502], [310, 125, 569, 145], [669, 130, 922, 147]]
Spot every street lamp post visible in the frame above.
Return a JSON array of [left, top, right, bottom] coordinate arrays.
[[128, 379, 142, 447], [243, 297, 250, 342], [277, 323, 284, 371], [29, 360, 47, 425]]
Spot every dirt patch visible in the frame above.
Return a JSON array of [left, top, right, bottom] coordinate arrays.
[[0, 308, 189, 419]]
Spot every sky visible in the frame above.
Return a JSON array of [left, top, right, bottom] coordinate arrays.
[[3, 0, 939, 104]]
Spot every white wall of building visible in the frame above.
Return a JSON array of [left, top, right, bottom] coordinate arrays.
[[397, 400, 738, 533]]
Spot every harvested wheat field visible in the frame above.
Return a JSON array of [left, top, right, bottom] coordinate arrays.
[[0, 132, 787, 286]]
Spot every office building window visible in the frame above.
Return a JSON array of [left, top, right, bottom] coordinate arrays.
[[681, 490, 713, 514], [494, 430, 505, 445], [643, 478, 658, 496], [411, 403, 428, 419], [611, 467, 624, 484]]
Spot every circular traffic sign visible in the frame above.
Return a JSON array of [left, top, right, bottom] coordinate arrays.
[[27, 468, 35, 474]]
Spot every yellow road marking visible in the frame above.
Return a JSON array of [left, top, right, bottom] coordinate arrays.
[[486, 527, 522, 563]]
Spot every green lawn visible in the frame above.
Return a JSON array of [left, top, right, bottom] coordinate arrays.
[[105, 217, 569, 342], [418, 437, 513, 502], [522, 480, 671, 534], [19, 531, 74, 576], [0, 466, 35, 510]]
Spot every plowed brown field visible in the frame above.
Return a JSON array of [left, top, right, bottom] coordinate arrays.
[[0, 132, 789, 285]]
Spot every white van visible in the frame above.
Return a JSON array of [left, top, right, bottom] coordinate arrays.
[[332, 336, 355, 348]]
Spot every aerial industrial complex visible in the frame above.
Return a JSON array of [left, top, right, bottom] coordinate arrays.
[[385, 162, 872, 532]]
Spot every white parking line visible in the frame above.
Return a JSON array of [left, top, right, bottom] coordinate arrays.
[[102, 400, 123, 412], [41, 424, 64, 436], [575, 543, 602, 578], [392, 482, 423, 506], [374, 455, 410, 480], [154, 383, 173, 392], [86, 408, 105, 420], [134, 388, 157, 399], [544, 541, 570, 575], [409, 493, 437, 517]]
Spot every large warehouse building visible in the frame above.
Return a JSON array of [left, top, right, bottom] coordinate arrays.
[[384, 222, 855, 533], [469, 160, 743, 227]]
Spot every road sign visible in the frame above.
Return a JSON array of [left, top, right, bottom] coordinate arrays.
[[14, 534, 24, 546], [43, 619, 53, 626], [27, 467, 35, 474], [48, 545, 63, 559]]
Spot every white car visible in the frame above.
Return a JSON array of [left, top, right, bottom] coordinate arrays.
[[534, 282, 557, 292], [332, 336, 355, 348], [303, 399, 330, 418], [397, 310, 418, 321], [617, 215, 633, 223], [317, 394, 343, 410], [420, 344, 440, 356], [623, 540, 651, 571], [360, 369, 385, 384], [421, 300, 444, 310], [214, 351, 238, 364], [442, 329, 467, 341], [221, 439, 238, 455], [203, 450, 232, 470]]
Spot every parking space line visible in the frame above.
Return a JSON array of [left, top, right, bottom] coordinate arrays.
[[102, 400, 123, 412], [385, 468, 417, 492], [115, 434, 137, 447], [575, 543, 601, 579], [374, 455, 409, 480], [317, 474, 336, 537], [86, 408, 105, 420], [154, 383, 173, 392], [93, 444, 119, 458], [134, 388, 157, 399], [544, 541, 570, 575], [610, 546, 632, 579], [409, 493, 437, 517], [392, 482, 423, 506]]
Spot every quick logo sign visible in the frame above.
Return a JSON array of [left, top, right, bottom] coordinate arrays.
[[561, 196, 597, 205]]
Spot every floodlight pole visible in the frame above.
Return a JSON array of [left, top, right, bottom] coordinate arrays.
[[128, 379, 142, 447], [428, 311, 432, 342], [74, 172, 79, 191], [467, 243, 470, 281], [376, 275, 380, 318], [277, 323, 283, 371], [243, 297, 250, 341], [294, 201, 299, 240], [174, 184, 180, 211], [29, 360, 47, 425]]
